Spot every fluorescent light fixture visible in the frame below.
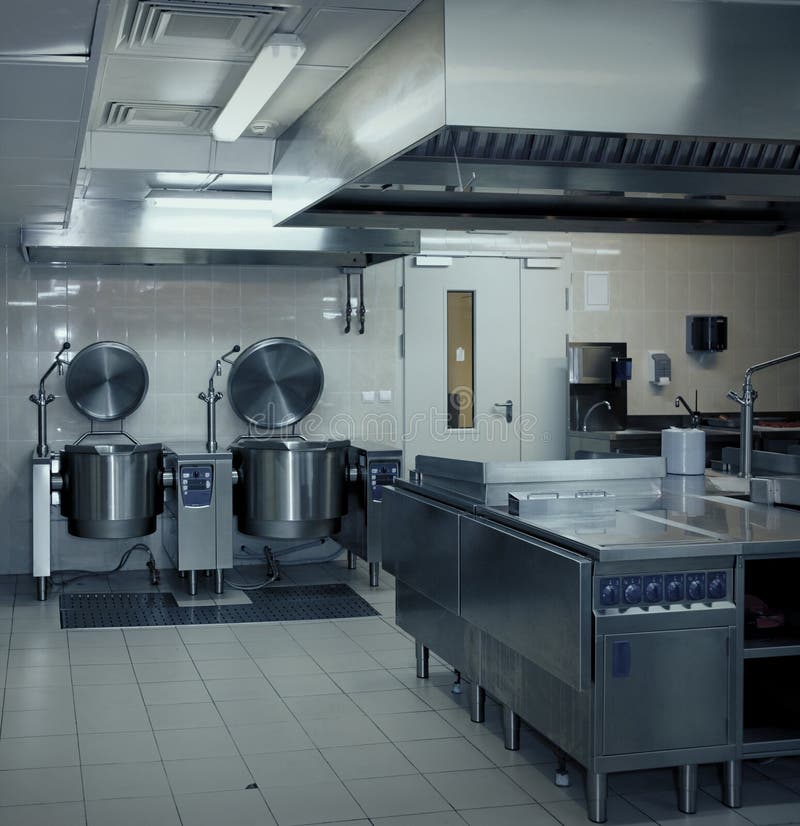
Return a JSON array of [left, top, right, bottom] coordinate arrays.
[[211, 34, 305, 142], [147, 190, 272, 211], [207, 173, 273, 190]]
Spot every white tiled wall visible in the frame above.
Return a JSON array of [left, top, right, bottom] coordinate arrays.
[[0, 248, 402, 575], [569, 234, 800, 415]]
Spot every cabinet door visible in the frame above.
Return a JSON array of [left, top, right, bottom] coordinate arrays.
[[602, 627, 730, 755]]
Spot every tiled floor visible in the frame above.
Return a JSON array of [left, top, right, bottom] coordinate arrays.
[[1, 561, 800, 825]]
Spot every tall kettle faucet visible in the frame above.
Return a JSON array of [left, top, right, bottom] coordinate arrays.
[[582, 400, 611, 432]]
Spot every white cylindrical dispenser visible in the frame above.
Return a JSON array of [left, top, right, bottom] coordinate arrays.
[[661, 427, 706, 475]]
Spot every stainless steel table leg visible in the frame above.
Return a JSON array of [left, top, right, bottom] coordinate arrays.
[[678, 764, 698, 814], [502, 706, 520, 750], [369, 562, 379, 587], [586, 772, 607, 823], [415, 641, 429, 679], [469, 683, 486, 724], [723, 759, 742, 808], [214, 569, 224, 595], [347, 550, 357, 570], [188, 570, 198, 596], [36, 576, 47, 602]]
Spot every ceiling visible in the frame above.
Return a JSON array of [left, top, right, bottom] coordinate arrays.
[[5, 0, 800, 262], [0, 0, 420, 249]]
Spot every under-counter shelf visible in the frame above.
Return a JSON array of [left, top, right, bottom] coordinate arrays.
[[742, 731, 800, 757], [744, 640, 800, 659]]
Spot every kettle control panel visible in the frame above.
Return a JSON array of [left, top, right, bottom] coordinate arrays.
[[596, 569, 730, 611], [181, 465, 213, 508], [369, 460, 400, 502]]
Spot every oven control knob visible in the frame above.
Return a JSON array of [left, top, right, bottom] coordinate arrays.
[[667, 579, 683, 602], [708, 575, 726, 600], [687, 577, 705, 601], [623, 583, 642, 604], [600, 583, 619, 606], [645, 580, 662, 603]]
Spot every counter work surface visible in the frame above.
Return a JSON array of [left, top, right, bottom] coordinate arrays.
[[398, 473, 800, 564]]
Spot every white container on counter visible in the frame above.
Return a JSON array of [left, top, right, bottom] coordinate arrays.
[[661, 427, 706, 475]]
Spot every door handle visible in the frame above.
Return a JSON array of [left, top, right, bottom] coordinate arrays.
[[494, 399, 513, 423]]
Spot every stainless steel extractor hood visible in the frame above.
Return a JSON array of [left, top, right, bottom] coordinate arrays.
[[272, 0, 800, 235]]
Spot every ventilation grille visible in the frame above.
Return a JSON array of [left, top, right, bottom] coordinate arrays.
[[408, 129, 800, 173], [118, 0, 285, 58], [103, 102, 218, 133]]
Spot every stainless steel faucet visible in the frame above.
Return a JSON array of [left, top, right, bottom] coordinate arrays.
[[674, 392, 701, 428], [29, 341, 70, 457], [582, 400, 611, 432], [727, 349, 800, 478], [199, 345, 240, 452]]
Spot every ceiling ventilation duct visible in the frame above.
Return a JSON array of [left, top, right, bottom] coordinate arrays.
[[273, 0, 800, 234]]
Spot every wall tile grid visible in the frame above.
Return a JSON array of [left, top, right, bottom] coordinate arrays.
[[0, 250, 402, 575], [568, 234, 800, 417]]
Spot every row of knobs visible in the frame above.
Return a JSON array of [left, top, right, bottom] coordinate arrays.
[[600, 573, 727, 606]]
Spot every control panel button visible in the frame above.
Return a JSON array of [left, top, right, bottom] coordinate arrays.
[[687, 573, 706, 601], [666, 574, 684, 602], [599, 577, 620, 606], [643, 575, 663, 603], [622, 576, 642, 604], [707, 572, 727, 600]]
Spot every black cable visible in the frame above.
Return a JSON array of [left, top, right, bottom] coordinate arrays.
[[50, 543, 159, 589]]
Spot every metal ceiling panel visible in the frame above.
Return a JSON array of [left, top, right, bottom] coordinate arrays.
[[0, 0, 98, 56], [0, 158, 74, 188], [0, 62, 88, 120], [0, 119, 80, 159], [0, 188, 71, 222], [95, 54, 240, 113], [297, 7, 404, 67]]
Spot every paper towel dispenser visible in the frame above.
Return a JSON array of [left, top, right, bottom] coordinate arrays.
[[686, 315, 727, 352]]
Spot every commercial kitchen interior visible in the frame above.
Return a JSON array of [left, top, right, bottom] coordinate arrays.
[[4, 0, 800, 824]]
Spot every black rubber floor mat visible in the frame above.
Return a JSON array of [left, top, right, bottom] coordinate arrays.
[[59, 583, 379, 628]]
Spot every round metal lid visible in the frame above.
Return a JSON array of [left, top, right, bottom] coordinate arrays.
[[235, 437, 349, 452], [65, 341, 150, 422], [228, 338, 324, 428]]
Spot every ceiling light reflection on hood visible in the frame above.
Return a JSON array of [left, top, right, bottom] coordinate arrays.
[[147, 191, 272, 211]]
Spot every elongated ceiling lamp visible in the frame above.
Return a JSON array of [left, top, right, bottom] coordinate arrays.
[[212, 34, 305, 142]]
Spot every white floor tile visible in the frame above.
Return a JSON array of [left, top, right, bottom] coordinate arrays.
[[246, 749, 338, 789], [140, 679, 211, 705], [502, 763, 587, 804], [162, 755, 254, 795], [5, 666, 71, 688], [228, 720, 314, 755], [128, 644, 190, 663], [186, 641, 249, 660], [155, 725, 238, 760], [460, 803, 563, 826], [321, 743, 418, 781], [328, 669, 406, 694], [133, 660, 200, 682], [543, 795, 656, 826], [147, 701, 222, 730], [0, 734, 79, 769], [123, 628, 183, 646], [351, 688, 431, 716], [345, 773, 451, 818], [703, 779, 800, 826], [284, 693, 361, 720], [68, 629, 126, 647], [269, 672, 343, 697], [81, 760, 171, 800], [195, 658, 262, 680], [300, 713, 389, 749], [204, 676, 278, 701], [1, 707, 77, 738], [0, 765, 83, 806], [69, 646, 131, 666], [85, 795, 181, 826], [397, 737, 494, 774], [175, 788, 278, 826], [3, 685, 73, 712], [178, 625, 238, 644], [10, 632, 68, 650], [264, 780, 365, 826], [425, 768, 533, 810], [372, 711, 461, 742], [79, 731, 160, 765], [0, 801, 86, 826], [216, 697, 293, 726], [254, 655, 323, 677], [71, 663, 137, 685]]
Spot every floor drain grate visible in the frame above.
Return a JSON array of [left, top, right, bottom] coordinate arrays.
[[59, 584, 379, 628]]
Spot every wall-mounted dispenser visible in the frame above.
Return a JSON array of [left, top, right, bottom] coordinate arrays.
[[686, 315, 727, 352], [648, 351, 671, 385]]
